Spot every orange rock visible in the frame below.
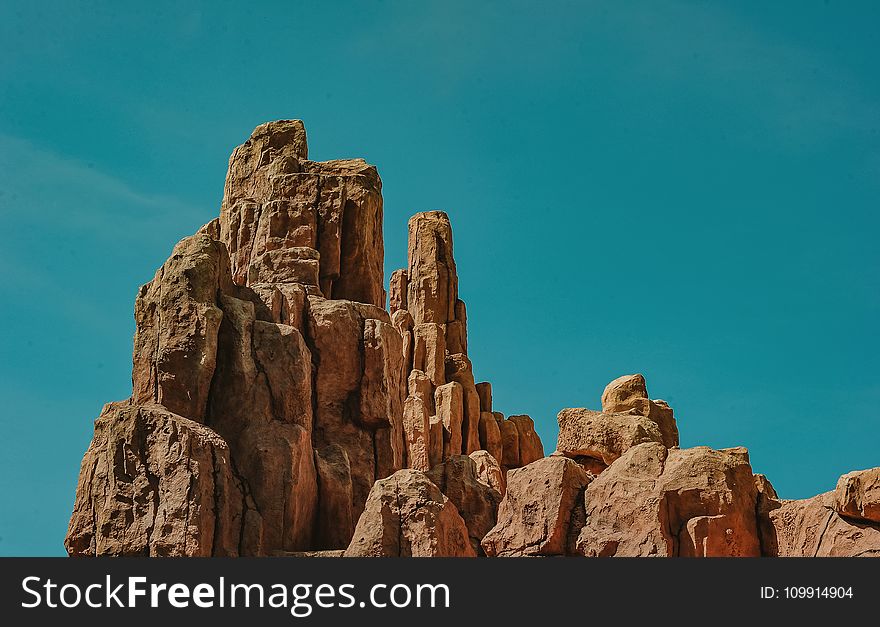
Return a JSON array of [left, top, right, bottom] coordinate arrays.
[[601, 374, 679, 448], [498, 418, 520, 468], [469, 450, 506, 496], [475, 382, 492, 412], [435, 382, 464, 457], [131, 234, 230, 420], [481, 456, 591, 557], [834, 467, 880, 524], [754, 474, 781, 555], [771, 491, 880, 557], [478, 412, 503, 465], [428, 456, 502, 555], [344, 470, 476, 557], [314, 445, 354, 550], [428, 416, 445, 469], [577, 443, 761, 557], [509, 415, 544, 466], [219, 121, 385, 306], [406, 211, 458, 325], [389, 268, 408, 314], [65, 403, 260, 557], [413, 323, 446, 387], [403, 395, 431, 472], [556, 407, 664, 467]]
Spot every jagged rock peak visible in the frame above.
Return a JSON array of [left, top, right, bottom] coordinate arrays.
[[65, 120, 878, 559]]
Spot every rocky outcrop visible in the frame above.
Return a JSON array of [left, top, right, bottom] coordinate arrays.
[[601, 374, 679, 448], [427, 456, 502, 555], [834, 468, 880, 524], [481, 455, 591, 557], [576, 443, 762, 557], [391, 211, 543, 475], [65, 402, 258, 557], [343, 470, 475, 557], [769, 491, 880, 557], [556, 408, 664, 470], [469, 450, 506, 495], [66, 119, 878, 559], [66, 120, 542, 557]]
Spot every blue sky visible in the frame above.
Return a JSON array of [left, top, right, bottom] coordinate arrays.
[[1, 1, 878, 555]]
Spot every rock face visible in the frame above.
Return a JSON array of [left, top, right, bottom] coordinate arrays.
[[769, 492, 880, 557], [66, 120, 879, 558], [556, 408, 664, 468], [482, 456, 591, 557], [66, 120, 542, 557], [343, 470, 475, 557], [601, 374, 679, 448], [65, 402, 258, 557], [390, 211, 543, 476], [834, 468, 880, 524], [576, 443, 761, 557], [427, 456, 502, 555]]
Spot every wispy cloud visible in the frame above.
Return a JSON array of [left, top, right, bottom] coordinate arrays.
[[0, 133, 214, 330], [0, 133, 210, 238]]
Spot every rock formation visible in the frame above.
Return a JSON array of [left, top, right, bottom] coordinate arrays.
[[66, 120, 879, 558], [66, 120, 538, 557]]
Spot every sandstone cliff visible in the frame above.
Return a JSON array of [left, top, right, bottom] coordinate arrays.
[[65, 121, 880, 557]]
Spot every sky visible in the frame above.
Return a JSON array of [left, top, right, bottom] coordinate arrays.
[[1, 1, 878, 556]]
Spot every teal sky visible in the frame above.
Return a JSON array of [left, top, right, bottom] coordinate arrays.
[[1, 1, 878, 555]]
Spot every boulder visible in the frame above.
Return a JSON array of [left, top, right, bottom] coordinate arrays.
[[481, 456, 591, 557], [344, 470, 475, 557], [834, 468, 880, 524], [601, 374, 679, 448], [469, 450, 506, 496], [428, 456, 502, 555], [576, 443, 761, 557], [65, 402, 259, 557], [556, 407, 664, 467], [771, 491, 880, 557]]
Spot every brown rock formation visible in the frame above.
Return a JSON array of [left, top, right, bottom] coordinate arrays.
[[770, 491, 880, 557], [66, 402, 259, 557], [556, 407, 664, 467], [343, 469, 475, 557], [69, 122, 401, 555], [576, 443, 762, 557], [481, 455, 591, 557], [427, 456, 502, 555], [834, 468, 880, 524], [66, 119, 878, 559], [601, 374, 679, 448], [390, 210, 543, 475], [469, 450, 506, 495]]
